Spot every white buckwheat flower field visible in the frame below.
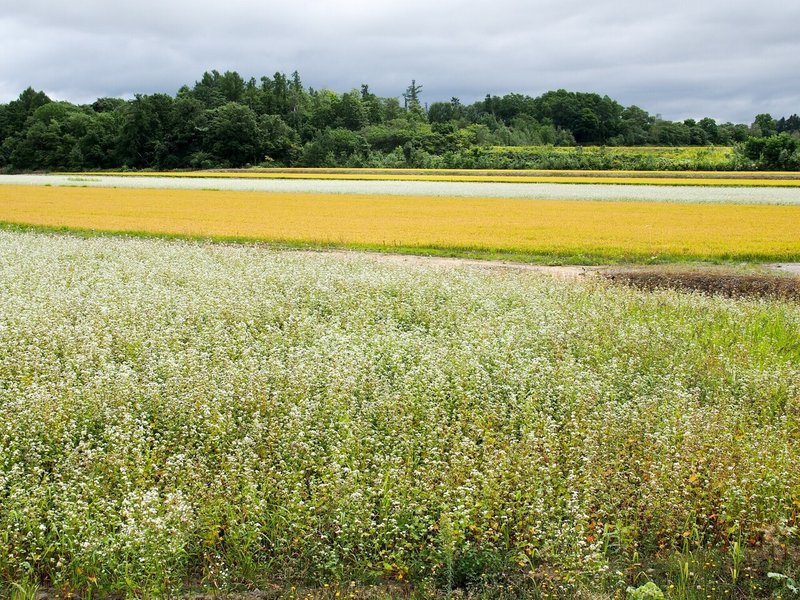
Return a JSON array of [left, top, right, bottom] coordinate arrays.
[[0, 230, 798, 598]]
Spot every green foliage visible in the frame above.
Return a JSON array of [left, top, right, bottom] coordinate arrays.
[[528, 89, 623, 143], [301, 127, 369, 166], [0, 87, 50, 141], [777, 114, 800, 134], [768, 572, 799, 594], [337, 90, 367, 130], [626, 582, 665, 599], [9, 102, 98, 170], [403, 79, 424, 117], [0, 72, 797, 172], [118, 93, 174, 168], [738, 133, 800, 170], [204, 102, 262, 167], [260, 114, 299, 164], [455, 144, 733, 170], [752, 113, 777, 137], [166, 96, 207, 168]]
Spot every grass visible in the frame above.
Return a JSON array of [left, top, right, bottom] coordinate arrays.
[[0, 230, 798, 598], [490, 145, 734, 158], [0, 222, 618, 265], [2, 185, 800, 264], [483, 145, 737, 171]]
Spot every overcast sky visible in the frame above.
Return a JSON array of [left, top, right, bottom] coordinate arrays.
[[1, 0, 798, 123]]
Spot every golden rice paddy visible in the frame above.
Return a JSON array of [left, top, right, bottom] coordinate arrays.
[[2, 185, 800, 261]]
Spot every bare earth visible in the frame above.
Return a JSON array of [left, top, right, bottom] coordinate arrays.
[[295, 248, 600, 279], [774, 263, 800, 275]]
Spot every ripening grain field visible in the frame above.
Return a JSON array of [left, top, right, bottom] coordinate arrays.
[[0, 231, 798, 599], [2, 184, 800, 263]]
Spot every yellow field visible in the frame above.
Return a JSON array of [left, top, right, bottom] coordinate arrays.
[[68, 170, 800, 187], [2, 185, 800, 260]]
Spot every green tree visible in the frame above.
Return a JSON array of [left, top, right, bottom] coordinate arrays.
[[78, 110, 123, 169], [403, 80, 423, 110], [217, 71, 245, 103], [11, 102, 91, 170], [428, 101, 460, 124], [494, 93, 537, 123], [574, 107, 602, 143], [288, 71, 310, 132], [776, 114, 800, 133], [648, 119, 691, 146], [204, 102, 262, 167], [403, 80, 426, 122], [167, 96, 208, 167], [0, 87, 51, 140], [532, 90, 622, 143], [698, 117, 719, 144], [336, 90, 366, 130], [259, 114, 298, 164], [718, 122, 749, 143], [360, 84, 384, 125], [0, 87, 51, 166], [260, 72, 291, 116], [92, 97, 127, 114], [191, 71, 227, 108], [739, 133, 799, 170], [752, 113, 777, 137], [301, 128, 368, 166], [382, 97, 404, 121], [619, 105, 653, 145], [118, 93, 174, 168]]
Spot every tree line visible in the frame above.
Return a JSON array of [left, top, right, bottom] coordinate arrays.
[[1, 69, 798, 171]]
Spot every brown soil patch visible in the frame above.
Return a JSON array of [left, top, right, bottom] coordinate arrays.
[[604, 268, 800, 301]]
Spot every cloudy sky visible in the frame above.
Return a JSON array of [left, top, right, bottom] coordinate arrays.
[[1, 0, 798, 123]]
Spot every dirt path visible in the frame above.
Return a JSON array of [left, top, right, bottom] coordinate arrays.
[[773, 263, 800, 275], [294, 248, 601, 278]]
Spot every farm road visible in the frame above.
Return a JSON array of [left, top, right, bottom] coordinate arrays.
[[774, 263, 800, 275], [300, 248, 600, 278]]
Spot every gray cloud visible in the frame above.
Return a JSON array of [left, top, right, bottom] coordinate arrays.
[[1, 0, 798, 122]]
